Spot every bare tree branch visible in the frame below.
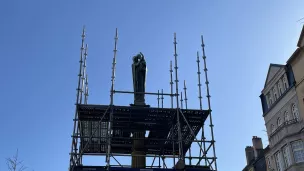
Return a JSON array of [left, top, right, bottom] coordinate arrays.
[[6, 149, 28, 171]]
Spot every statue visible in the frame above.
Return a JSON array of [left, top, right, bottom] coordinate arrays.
[[131, 53, 148, 168], [132, 52, 147, 105]]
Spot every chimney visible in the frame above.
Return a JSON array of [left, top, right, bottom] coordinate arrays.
[[245, 146, 255, 165], [252, 136, 263, 159]]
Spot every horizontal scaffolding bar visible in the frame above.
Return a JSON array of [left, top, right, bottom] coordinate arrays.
[[109, 165, 162, 168], [71, 135, 213, 143], [113, 90, 176, 96], [70, 152, 217, 159]]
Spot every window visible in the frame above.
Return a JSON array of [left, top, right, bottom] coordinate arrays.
[[273, 87, 278, 101], [268, 93, 273, 106], [277, 117, 282, 127], [292, 140, 304, 163], [267, 157, 272, 169], [283, 76, 288, 90], [283, 145, 292, 167], [292, 104, 299, 120], [284, 111, 290, 122], [278, 81, 283, 96], [275, 151, 285, 171]]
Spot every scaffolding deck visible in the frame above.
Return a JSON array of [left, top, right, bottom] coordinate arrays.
[[78, 104, 209, 155], [74, 166, 212, 171]]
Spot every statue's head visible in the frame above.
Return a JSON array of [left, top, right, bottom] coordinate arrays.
[[133, 52, 145, 63], [133, 55, 139, 63]]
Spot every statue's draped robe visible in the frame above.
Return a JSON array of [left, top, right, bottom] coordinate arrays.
[[132, 57, 146, 104]]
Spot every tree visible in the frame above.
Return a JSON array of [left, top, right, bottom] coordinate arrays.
[[6, 149, 27, 171], [298, 17, 304, 24]]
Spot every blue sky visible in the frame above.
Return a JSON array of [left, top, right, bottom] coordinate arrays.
[[0, 0, 303, 171]]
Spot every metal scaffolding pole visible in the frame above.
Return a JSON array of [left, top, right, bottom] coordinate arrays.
[[153, 89, 160, 168], [173, 33, 183, 160], [72, 135, 213, 142], [113, 90, 174, 96], [80, 44, 88, 104], [69, 26, 85, 170], [80, 43, 88, 165], [161, 89, 164, 108], [180, 92, 184, 109], [157, 89, 165, 168], [197, 51, 207, 166], [106, 28, 118, 168], [169, 60, 175, 165], [183, 80, 188, 110], [170, 61, 174, 109], [183, 80, 191, 165], [196, 51, 203, 110], [73, 152, 216, 159], [84, 74, 89, 104], [201, 35, 217, 170], [157, 90, 160, 108]]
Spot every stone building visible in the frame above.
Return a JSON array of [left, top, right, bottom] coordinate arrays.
[[243, 136, 267, 171], [259, 26, 304, 171]]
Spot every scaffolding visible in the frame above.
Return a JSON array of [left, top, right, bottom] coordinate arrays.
[[69, 27, 218, 171]]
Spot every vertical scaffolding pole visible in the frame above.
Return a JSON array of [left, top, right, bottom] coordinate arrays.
[[157, 91, 161, 167], [170, 61, 174, 108], [161, 89, 164, 108], [197, 51, 207, 166], [183, 80, 188, 110], [169, 60, 175, 165], [69, 26, 85, 170], [107, 28, 118, 169], [180, 92, 184, 109], [80, 44, 88, 104], [84, 75, 89, 104], [157, 90, 160, 108], [79, 43, 88, 164], [183, 80, 191, 165], [201, 35, 217, 170], [173, 33, 183, 160], [196, 51, 203, 110]]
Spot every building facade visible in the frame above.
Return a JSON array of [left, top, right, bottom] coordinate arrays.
[[260, 26, 304, 171]]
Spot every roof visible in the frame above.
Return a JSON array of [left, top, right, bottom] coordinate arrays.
[[286, 47, 302, 64], [297, 25, 304, 47], [263, 63, 285, 88], [264, 145, 270, 154]]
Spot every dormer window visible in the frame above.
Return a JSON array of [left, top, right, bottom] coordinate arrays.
[[267, 93, 273, 106], [277, 81, 283, 96], [273, 87, 278, 101], [267, 157, 271, 169], [284, 111, 290, 122], [283, 76, 288, 90], [292, 104, 299, 121], [277, 117, 282, 127]]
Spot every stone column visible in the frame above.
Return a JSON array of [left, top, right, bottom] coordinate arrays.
[[131, 131, 146, 168]]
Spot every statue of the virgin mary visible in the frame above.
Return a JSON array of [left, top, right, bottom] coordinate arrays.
[[132, 52, 147, 105]]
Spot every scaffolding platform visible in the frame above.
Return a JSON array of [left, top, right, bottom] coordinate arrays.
[[69, 28, 218, 171], [78, 104, 210, 155], [74, 166, 212, 171]]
